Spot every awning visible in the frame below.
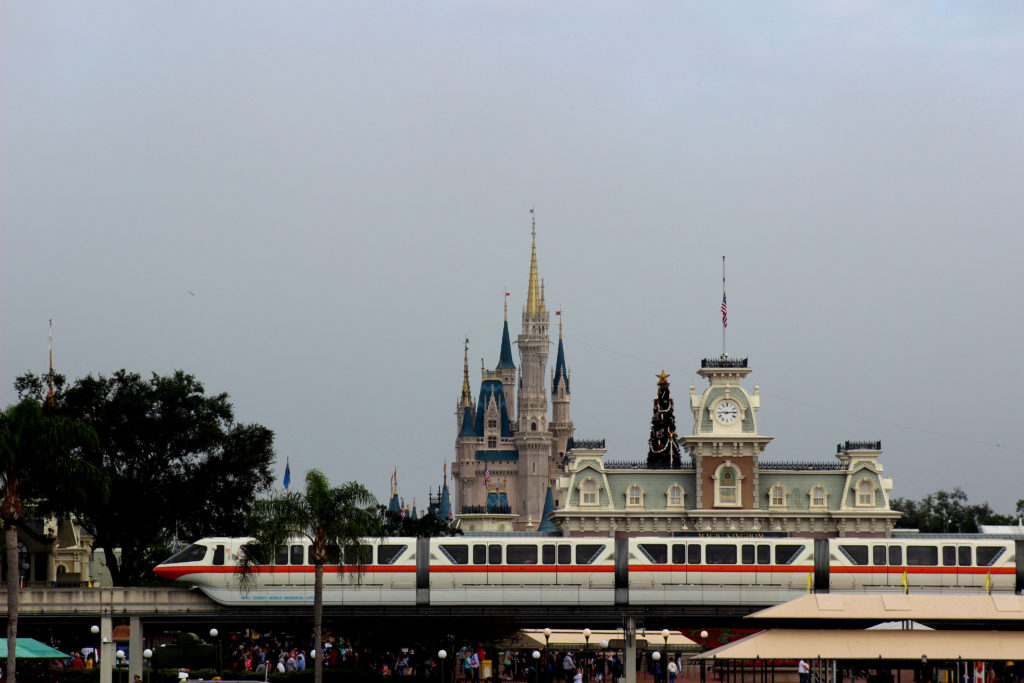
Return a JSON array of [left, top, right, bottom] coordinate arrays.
[[747, 594, 1024, 622], [695, 629, 1024, 661], [502, 630, 697, 651], [0, 638, 69, 659]]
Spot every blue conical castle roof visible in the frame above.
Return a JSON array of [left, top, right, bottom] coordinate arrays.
[[498, 320, 515, 369], [537, 486, 557, 533], [552, 337, 569, 394]]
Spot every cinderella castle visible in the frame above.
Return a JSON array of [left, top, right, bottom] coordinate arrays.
[[450, 212, 572, 532]]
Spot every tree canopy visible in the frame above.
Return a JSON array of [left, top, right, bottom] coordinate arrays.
[[15, 369, 276, 585], [890, 487, 1018, 533]]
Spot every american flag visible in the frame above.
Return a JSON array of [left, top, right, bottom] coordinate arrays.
[[483, 466, 491, 490], [721, 293, 728, 328]]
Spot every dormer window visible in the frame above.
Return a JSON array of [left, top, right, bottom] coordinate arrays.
[[770, 485, 785, 508], [810, 485, 827, 508], [582, 478, 598, 506], [667, 485, 684, 508], [627, 484, 643, 507], [713, 462, 743, 507], [856, 479, 875, 506], [487, 419, 497, 430]]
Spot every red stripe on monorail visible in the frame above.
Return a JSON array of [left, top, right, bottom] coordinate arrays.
[[430, 565, 615, 573], [628, 565, 814, 574], [153, 565, 416, 580], [830, 566, 1014, 575]]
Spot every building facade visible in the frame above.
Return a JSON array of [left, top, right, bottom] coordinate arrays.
[[451, 216, 573, 531], [552, 357, 901, 538]]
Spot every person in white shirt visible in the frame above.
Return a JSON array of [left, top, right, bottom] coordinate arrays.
[[668, 658, 678, 683], [798, 659, 810, 683]]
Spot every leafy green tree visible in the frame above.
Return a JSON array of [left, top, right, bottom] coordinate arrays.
[[241, 469, 381, 683], [378, 506, 461, 537], [15, 369, 276, 585], [891, 487, 1015, 532], [0, 399, 107, 683]]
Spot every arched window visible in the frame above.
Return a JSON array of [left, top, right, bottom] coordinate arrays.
[[627, 484, 642, 507], [857, 479, 875, 506], [531, 422, 537, 431], [770, 484, 785, 508], [810, 485, 827, 508], [582, 478, 598, 506], [667, 485, 683, 507], [713, 462, 742, 507]]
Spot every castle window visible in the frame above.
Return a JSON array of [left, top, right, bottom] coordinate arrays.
[[810, 485, 827, 508], [582, 478, 598, 506], [667, 485, 683, 507], [487, 419, 497, 430], [487, 436, 497, 448], [531, 422, 537, 431], [856, 479, 875, 506], [713, 462, 743, 507], [770, 485, 785, 508], [627, 484, 643, 507]]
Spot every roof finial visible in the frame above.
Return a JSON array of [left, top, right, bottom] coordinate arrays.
[[557, 310, 563, 339], [461, 337, 472, 407], [46, 319, 55, 406], [504, 286, 509, 321]]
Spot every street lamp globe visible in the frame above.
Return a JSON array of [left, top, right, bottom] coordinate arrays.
[[90, 625, 100, 635], [661, 629, 670, 640], [439, 650, 447, 660], [700, 631, 708, 640], [600, 641, 608, 650], [543, 628, 552, 638], [652, 652, 661, 662], [209, 628, 218, 639], [116, 650, 125, 661], [533, 651, 541, 661], [583, 628, 591, 639], [144, 649, 153, 659]]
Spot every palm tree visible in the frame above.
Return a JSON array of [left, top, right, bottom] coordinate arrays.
[[0, 399, 105, 683], [240, 469, 380, 683]]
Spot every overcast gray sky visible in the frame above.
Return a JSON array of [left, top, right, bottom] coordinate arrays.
[[3, 1, 1022, 517]]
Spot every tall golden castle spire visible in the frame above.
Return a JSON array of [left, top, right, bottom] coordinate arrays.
[[525, 208, 543, 318]]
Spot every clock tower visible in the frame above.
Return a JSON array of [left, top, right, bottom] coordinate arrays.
[[683, 356, 773, 509]]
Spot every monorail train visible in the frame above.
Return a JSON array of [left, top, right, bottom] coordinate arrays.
[[154, 535, 1024, 607]]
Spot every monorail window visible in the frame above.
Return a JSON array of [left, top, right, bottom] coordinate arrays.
[[672, 545, 686, 564], [489, 544, 502, 565], [212, 545, 225, 566], [542, 545, 555, 565], [639, 544, 668, 564], [343, 545, 372, 565], [943, 546, 956, 567], [688, 544, 702, 565], [473, 545, 486, 565], [275, 546, 289, 565], [291, 545, 305, 565], [558, 545, 572, 565], [839, 545, 869, 566], [164, 544, 208, 564], [378, 545, 407, 565], [741, 544, 755, 565], [873, 546, 886, 566], [325, 545, 340, 564], [440, 544, 468, 565], [507, 545, 538, 565], [977, 546, 1006, 567], [906, 546, 938, 566], [242, 544, 269, 565], [775, 545, 805, 565], [576, 544, 606, 565], [959, 546, 972, 566], [706, 544, 737, 565], [757, 544, 770, 565], [888, 546, 902, 566]]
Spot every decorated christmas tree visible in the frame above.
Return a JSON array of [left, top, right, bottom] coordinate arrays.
[[647, 370, 682, 468]]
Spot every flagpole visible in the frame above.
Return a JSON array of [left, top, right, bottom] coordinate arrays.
[[721, 256, 727, 358]]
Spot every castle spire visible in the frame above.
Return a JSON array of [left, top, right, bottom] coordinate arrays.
[[552, 311, 569, 394], [525, 208, 542, 318], [461, 337, 472, 407], [46, 319, 55, 406]]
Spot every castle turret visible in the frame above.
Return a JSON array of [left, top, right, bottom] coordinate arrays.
[[550, 312, 573, 466], [498, 296, 517, 416]]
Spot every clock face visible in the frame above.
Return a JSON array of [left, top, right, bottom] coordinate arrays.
[[715, 400, 739, 424]]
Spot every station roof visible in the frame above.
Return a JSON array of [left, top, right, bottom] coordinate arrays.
[[747, 593, 1024, 622], [696, 628, 1024, 661], [506, 629, 696, 651]]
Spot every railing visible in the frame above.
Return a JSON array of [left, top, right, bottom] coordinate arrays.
[[460, 505, 512, 515], [568, 438, 606, 450], [701, 356, 748, 368], [758, 461, 846, 471], [604, 460, 695, 470], [838, 440, 882, 452]]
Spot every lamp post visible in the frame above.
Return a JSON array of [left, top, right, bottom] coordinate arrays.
[[533, 650, 541, 683], [699, 631, 708, 683], [117, 650, 127, 683], [921, 655, 928, 683], [438, 649, 447, 683], [652, 649, 662, 683], [143, 649, 153, 683], [209, 629, 221, 675], [583, 629, 592, 683], [544, 628, 552, 651]]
